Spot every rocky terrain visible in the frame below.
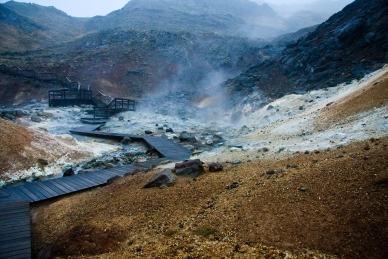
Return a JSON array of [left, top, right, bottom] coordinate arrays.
[[0, 29, 281, 107], [7, 65, 384, 258], [0, 0, 387, 258], [0, 1, 87, 52], [227, 0, 388, 111]]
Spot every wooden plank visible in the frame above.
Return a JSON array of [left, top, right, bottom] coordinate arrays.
[[0, 211, 30, 223], [43, 179, 70, 194], [33, 181, 61, 197], [15, 185, 40, 202], [78, 172, 107, 183], [0, 215, 29, 226], [82, 173, 109, 183], [4, 187, 34, 203], [23, 183, 51, 200], [66, 175, 95, 188], [97, 170, 121, 178], [0, 237, 30, 247], [60, 177, 89, 190], [0, 200, 29, 210], [0, 231, 30, 242], [51, 178, 78, 192], [0, 248, 31, 258], [0, 223, 30, 233], [73, 174, 102, 187]]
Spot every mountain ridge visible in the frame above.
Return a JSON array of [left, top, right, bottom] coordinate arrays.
[[226, 0, 388, 111]]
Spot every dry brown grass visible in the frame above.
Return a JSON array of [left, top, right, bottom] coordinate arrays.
[[315, 70, 388, 130], [30, 137, 388, 259]]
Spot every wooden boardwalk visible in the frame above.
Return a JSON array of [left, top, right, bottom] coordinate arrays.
[[0, 125, 192, 258], [70, 124, 192, 161], [0, 196, 31, 259]]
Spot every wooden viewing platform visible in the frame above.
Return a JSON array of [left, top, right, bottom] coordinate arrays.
[[0, 125, 192, 258]]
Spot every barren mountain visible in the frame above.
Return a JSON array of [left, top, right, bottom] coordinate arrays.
[[227, 0, 388, 110], [0, 1, 87, 52]]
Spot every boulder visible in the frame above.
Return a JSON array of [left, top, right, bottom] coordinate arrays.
[[30, 115, 42, 123], [175, 159, 205, 178], [179, 131, 196, 142], [143, 169, 177, 188], [208, 163, 223, 172], [62, 165, 74, 177]]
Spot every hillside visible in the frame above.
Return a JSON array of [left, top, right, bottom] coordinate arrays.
[[0, 29, 281, 108], [0, 2, 87, 52], [226, 0, 388, 110], [25, 63, 388, 259], [85, 0, 321, 39]]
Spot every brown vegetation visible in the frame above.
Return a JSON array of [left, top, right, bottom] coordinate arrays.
[[30, 137, 388, 258]]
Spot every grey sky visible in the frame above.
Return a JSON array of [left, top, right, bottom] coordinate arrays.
[[0, 0, 343, 17]]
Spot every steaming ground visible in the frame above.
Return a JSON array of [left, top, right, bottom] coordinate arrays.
[[2, 65, 388, 184]]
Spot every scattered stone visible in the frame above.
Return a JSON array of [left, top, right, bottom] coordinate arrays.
[[205, 136, 214, 145], [266, 169, 275, 175], [62, 165, 74, 177], [122, 136, 132, 144], [145, 130, 153, 135], [36, 244, 53, 259], [107, 176, 121, 185], [232, 160, 242, 165], [227, 182, 239, 189], [175, 159, 205, 178], [143, 169, 177, 188], [105, 163, 115, 169], [298, 187, 307, 192], [30, 115, 42, 122], [166, 128, 174, 133], [37, 159, 49, 168], [179, 131, 196, 142], [375, 170, 388, 184], [208, 163, 224, 172], [118, 116, 124, 121], [160, 159, 173, 165], [263, 147, 270, 152]]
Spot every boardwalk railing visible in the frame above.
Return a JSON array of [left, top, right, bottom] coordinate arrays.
[[49, 89, 95, 107], [2, 64, 136, 118], [93, 98, 136, 119], [0, 64, 81, 90]]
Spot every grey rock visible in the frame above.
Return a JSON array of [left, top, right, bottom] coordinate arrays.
[[179, 131, 196, 142], [175, 159, 204, 178], [62, 165, 74, 177], [266, 169, 275, 175], [30, 115, 42, 122], [208, 163, 224, 172], [143, 169, 177, 188]]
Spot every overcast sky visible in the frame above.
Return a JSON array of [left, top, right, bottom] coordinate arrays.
[[0, 0, 333, 17]]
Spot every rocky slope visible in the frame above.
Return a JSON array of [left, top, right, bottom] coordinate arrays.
[[0, 1, 87, 52], [26, 67, 388, 259], [0, 29, 282, 108], [226, 0, 388, 110], [85, 0, 323, 39]]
